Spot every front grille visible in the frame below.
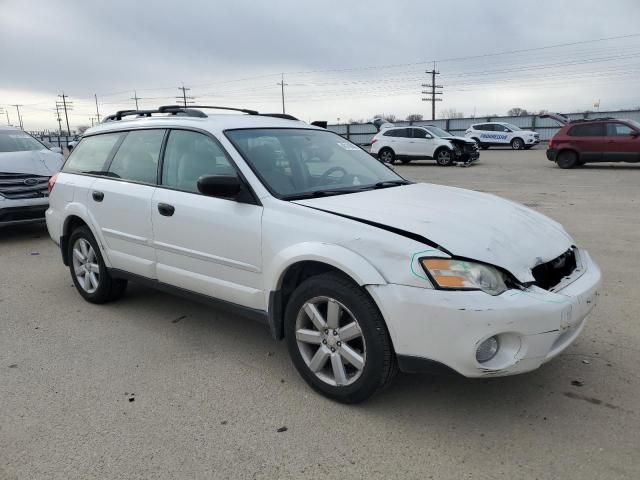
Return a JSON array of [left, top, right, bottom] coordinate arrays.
[[0, 172, 50, 199], [532, 248, 577, 290]]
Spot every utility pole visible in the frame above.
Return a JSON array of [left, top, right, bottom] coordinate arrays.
[[421, 62, 443, 120], [57, 93, 73, 135], [277, 73, 288, 114], [94, 94, 101, 122], [176, 84, 195, 107], [12, 105, 24, 129], [130, 90, 142, 110], [53, 104, 63, 147]]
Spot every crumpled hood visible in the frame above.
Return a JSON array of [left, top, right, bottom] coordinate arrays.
[[0, 150, 64, 175], [443, 135, 475, 144], [294, 183, 574, 282]]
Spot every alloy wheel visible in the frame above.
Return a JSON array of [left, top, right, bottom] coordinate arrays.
[[437, 150, 452, 165], [295, 296, 366, 387], [72, 238, 100, 293]]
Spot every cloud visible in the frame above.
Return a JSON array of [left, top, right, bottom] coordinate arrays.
[[1, 0, 639, 129]]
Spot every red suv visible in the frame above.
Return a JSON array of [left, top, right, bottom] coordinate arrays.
[[544, 116, 640, 169]]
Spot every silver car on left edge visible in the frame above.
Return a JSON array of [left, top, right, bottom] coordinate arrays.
[[0, 126, 64, 227]]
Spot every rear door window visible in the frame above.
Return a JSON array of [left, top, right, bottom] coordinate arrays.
[[568, 123, 605, 137], [107, 129, 165, 184], [63, 132, 125, 175]]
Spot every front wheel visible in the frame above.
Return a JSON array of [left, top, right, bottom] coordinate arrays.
[[284, 272, 397, 403], [68, 226, 127, 303], [511, 138, 524, 150], [435, 148, 453, 166]]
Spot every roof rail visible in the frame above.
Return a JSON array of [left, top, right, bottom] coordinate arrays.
[[569, 117, 615, 124], [158, 105, 259, 115], [102, 105, 301, 123]]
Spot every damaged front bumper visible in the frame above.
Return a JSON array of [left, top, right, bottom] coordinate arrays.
[[367, 249, 601, 378]]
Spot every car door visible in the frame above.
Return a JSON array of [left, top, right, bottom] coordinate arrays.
[[390, 128, 411, 156], [151, 129, 264, 310], [408, 128, 436, 157], [567, 123, 605, 162], [86, 129, 164, 278], [495, 124, 512, 145], [604, 122, 640, 162]]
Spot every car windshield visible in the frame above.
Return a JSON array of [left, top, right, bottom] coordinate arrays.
[[0, 130, 46, 153], [226, 128, 407, 200], [424, 126, 453, 138], [503, 123, 522, 131]]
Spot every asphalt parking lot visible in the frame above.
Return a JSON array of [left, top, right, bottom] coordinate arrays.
[[1, 147, 639, 479]]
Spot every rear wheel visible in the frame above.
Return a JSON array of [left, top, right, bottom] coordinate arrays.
[[68, 226, 127, 303], [556, 150, 578, 169], [284, 272, 397, 403], [378, 148, 395, 164], [511, 138, 524, 150]]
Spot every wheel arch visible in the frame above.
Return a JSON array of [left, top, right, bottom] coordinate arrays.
[[265, 244, 387, 340], [59, 207, 107, 266]]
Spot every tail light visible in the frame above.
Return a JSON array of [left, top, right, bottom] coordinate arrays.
[[371, 138, 378, 144], [48, 173, 59, 193]]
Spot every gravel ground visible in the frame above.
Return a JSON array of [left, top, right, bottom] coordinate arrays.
[[1, 147, 639, 479]]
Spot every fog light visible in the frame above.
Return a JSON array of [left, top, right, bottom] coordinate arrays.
[[476, 336, 499, 363]]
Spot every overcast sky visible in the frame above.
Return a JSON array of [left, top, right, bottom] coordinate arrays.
[[2, 0, 640, 131]]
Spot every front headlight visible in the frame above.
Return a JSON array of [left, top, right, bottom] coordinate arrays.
[[420, 258, 508, 295]]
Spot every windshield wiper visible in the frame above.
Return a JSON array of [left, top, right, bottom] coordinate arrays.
[[371, 180, 411, 189], [283, 188, 363, 200]]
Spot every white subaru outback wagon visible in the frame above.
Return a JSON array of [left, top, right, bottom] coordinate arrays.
[[46, 105, 601, 403]]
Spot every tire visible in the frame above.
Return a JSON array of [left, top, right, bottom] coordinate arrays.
[[68, 226, 127, 304], [284, 272, 397, 403], [378, 148, 395, 164], [511, 138, 524, 150], [435, 148, 453, 166], [556, 150, 578, 169]]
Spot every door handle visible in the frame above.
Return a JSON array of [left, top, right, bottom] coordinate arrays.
[[92, 191, 104, 202], [157, 203, 175, 217]]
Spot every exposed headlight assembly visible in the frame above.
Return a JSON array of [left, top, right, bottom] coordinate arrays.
[[420, 258, 509, 295]]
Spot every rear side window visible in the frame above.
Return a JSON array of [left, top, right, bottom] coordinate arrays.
[[411, 128, 428, 138], [63, 132, 124, 174], [606, 123, 635, 136], [474, 124, 492, 131], [107, 129, 165, 184], [161, 130, 235, 193], [567, 123, 605, 137]]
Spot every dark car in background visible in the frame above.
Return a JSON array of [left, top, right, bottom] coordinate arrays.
[[544, 115, 640, 169], [0, 126, 64, 227]]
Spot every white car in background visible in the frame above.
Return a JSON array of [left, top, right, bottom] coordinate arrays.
[[371, 125, 479, 166], [465, 122, 540, 150], [46, 105, 600, 403]]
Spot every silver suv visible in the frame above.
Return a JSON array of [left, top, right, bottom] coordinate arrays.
[[0, 126, 64, 227]]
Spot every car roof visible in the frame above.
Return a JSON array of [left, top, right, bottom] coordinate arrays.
[[85, 111, 320, 137]]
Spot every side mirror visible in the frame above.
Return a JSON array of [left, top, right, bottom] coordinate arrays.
[[197, 175, 242, 198], [630, 131, 639, 137], [503, 128, 510, 132], [50, 146, 63, 154]]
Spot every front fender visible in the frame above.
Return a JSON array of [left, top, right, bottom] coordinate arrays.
[[265, 242, 387, 296]]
